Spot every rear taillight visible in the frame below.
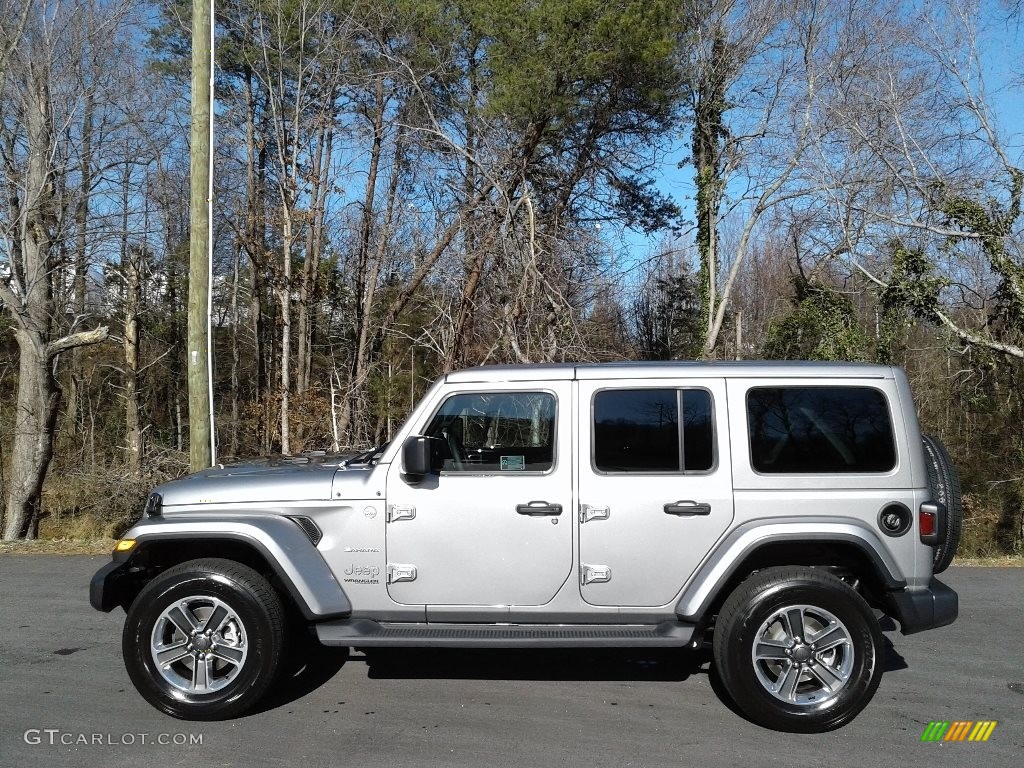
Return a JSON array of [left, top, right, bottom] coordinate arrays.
[[919, 510, 936, 537], [919, 501, 943, 545]]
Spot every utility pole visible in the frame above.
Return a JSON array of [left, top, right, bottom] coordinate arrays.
[[187, 0, 215, 471]]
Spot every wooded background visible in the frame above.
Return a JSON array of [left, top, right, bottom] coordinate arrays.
[[0, 0, 1021, 553]]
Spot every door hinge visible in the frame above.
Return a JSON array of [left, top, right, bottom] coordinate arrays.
[[387, 504, 416, 523], [580, 564, 612, 586], [387, 563, 418, 584], [580, 504, 610, 523]]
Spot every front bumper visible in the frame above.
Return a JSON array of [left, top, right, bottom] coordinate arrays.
[[89, 554, 134, 612], [886, 577, 958, 635]]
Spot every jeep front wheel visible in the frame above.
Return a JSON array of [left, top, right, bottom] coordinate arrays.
[[122, 558, 284, 720], [712, 566, 883, 732]]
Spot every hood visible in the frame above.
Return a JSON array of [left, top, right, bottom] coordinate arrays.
[[155, 456, 363, 506]]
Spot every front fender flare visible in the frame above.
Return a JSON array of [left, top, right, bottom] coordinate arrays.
[[102, 514, 351, 620], [675, 517, 906, 622]]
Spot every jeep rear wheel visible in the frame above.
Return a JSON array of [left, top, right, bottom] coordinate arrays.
[[122, 558, 284, 720], [713, 567, 883, 732]]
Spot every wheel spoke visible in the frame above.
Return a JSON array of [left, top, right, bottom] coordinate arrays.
[[754, 639, 791, 661], [811, 624, 848, 652], [203, 605, 229, 634], [784, 608, 805, 642], [155, 642, 191, 666], [811, 657, 847, 688], [167, 606, 200, 636], [210, 645, 244, 665], [806, 663, 840, 693], [192, 654, 211, 691], [773, 662, 801, 701]]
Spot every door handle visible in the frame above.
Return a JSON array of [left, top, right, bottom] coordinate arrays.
[[516, 501, 563, 516], [664, 500, 712, 516]]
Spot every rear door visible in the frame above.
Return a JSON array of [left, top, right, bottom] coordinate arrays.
[[577, 379, 734, 607]]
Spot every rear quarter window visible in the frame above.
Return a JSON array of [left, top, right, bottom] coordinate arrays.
[[746, 386, 896, 473]]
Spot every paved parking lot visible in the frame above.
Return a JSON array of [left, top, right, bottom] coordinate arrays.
[[1, 556, 1021, 767]]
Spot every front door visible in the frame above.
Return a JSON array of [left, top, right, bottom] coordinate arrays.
[[577, 379, 734, 607], [385, 383, 573, 607]]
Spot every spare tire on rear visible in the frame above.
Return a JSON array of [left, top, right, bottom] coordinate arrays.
[[921, 435, 963, 574]]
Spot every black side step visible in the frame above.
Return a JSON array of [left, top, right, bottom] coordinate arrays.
[[315, 619, 696, 648]]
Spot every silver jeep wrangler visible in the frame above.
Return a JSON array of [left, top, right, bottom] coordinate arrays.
[[91, 362, 960, 732]]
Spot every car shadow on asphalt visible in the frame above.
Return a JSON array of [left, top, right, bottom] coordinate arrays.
[[246, 647, 713, 716], [881, 634, 909, 672], [360, 647, 716, 682], [250, 645, 350, 716], [249, 634, 908, 715]]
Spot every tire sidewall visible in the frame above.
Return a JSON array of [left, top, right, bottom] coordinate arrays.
[[723, 580, 882, 732], [123, 571, 279, 720]]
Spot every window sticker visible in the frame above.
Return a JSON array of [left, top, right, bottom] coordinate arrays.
[[500, 455, 526, 471]]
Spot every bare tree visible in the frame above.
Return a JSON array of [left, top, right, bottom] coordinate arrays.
[[803, 0, 1023, 359], [679, 0, 836, 357], [243, 0, 352, 454], [0, 3, 140, 538]]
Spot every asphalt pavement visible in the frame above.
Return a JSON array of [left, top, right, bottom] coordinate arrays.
[[1, 556, 1021, 768]]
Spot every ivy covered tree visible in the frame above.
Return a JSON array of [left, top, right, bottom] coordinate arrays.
[[763, 276, 869, 362]]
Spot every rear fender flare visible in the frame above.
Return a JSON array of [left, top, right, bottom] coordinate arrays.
[[675, 517, 906, 621]]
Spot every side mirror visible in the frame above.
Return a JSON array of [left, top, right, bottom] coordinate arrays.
[[402, 435, 435, 481]]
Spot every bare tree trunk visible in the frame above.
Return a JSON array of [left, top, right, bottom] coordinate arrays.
[[251, 263, 270, 454], [229, 244, 241, 457], [4, 347, 60, 539], [155, 164, 186, 454], [342, 80, 388, 445], [68, 88, 94, 436], [121, 142, 142, 478], [2, 69, 60, 540], [0, 69, 108, 539], [278, 210, 293, 454], [297, 117, 332, 397], [124, 249, 142, 478], [444, 223, 501, 372], [241, 71, 271, 453]]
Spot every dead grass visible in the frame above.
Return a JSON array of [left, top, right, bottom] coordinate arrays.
[[0, 538, 115, 555], [952, 555, 1024, 567]]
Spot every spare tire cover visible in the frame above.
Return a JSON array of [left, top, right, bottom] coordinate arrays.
[[921, 435, 963, 574]]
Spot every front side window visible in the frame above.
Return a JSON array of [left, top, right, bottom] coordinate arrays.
[[746, 386, 896, 473], [593, 388, 714, 473], [424, 391, 555, 472]]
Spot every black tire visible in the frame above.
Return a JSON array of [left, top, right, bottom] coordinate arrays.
[[921, 435, 963, 573], [122, 558, 284, 720], [713, 567, 883, 733]]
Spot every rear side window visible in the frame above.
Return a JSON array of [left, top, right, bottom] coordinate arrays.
[[593, 389, 714, 473], [746, 387, 896, 473]]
